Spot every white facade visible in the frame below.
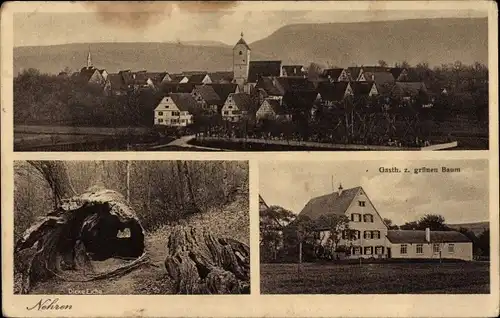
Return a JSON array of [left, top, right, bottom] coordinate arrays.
[[221, 94, 248, 122], [154, 96, 193, 127], [389, 242, 473, 261]]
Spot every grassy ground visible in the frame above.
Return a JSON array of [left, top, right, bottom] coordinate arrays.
[[29, 194, 249, 295], [260, 262, 490, 294]]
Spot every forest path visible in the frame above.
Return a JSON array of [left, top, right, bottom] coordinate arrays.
[[29, 194, 249, 295]]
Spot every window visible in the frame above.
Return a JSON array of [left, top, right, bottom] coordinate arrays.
[[223, 111, 229, 115], [353, 246, 361, 255], [364, 247, 373, 255], [416, 244, 423, 254], [239, 51, 242, 55], [157, 118, 163, 123], [448, 244, 455, 254], [433, 244, 440, 253], [372, 231, 380, 239], [181, 119, 185, 123], [351, 213, 361, 222], [400, 244, 408, 254], [364, 231, 372, 239], [358, 200, 366, 207], [375, 246, 384, 255], [158, 111, 163, 116], [363, 214, 373, 222], [172, 111, 180, 116], [228, 105, 233, 109]]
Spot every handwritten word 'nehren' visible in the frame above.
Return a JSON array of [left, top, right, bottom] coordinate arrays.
[[27, 298, 72, 311]]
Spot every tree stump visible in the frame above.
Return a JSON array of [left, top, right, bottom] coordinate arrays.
[[164, 226, 250, 294], [14, 187, 147, 294]]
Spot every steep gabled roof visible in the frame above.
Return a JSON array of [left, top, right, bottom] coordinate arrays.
[[263, 98, 287, 115], [387, 230, 471, 244], [210, 83, 238, 103], [187, 73, 209, 84], [248, 61, 282, 83], [390, 67, 406, 80], [371, 71, 395, 86], [169, 93, 199, 112], [275, 77, 316, 93], [193, 85, 221, 105], [282, 65, 305, 76], [351, 82, 374, 97], [322, 68, 344, 80], [317, 82, 350, 101], [362, 66, 392, 73], [228, 93, 254, 112], [209, 71, 234, 83], [299, 186, 362, 221], [79, 67, 99, 82], [108, 74, 125, 90], [255, 76, 283, 96], [347, 67, 362, 81], [234, 37, 251, 50]]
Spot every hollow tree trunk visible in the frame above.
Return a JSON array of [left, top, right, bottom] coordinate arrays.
[[15, 162, 147, 294], [164, 226, 250, 294]]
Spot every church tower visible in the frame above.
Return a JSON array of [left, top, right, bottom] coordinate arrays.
[[86, 45, 93, 69], [233, 32, 251, 86]]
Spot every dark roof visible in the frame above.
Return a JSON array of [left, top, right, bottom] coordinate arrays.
[[160, 83, 196, 94], [351, 82, 374, 96], [387, 230, 471, 244], [169, 74, 185, 83], [317, 82, 350, 101], [234, 37, 250, 50], [108, 74, 125, 90], [299, 186, 362, 221], [322, 68, 344, 81], [228, 93, 253, 112], [362, 66, 392, 73], [248, 61, 282, 83], [193, 85, 221, 105], [264, 98, 287, 115], [282, 65, 305, 76], [255, 77, 283, 96], [118, 70, 134, 85], [187, 73, 209, 84], [275, 77, 316, 93], [347, 67, 362, 81], [169, 93, 199, 112], [79, 67, 99, 82], [209, 71, 234, 83], [210, 83, 238, 102]]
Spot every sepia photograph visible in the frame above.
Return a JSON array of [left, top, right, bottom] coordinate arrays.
[[12, 4, 489, 151], [13, 160, 250, 295], [259, 159, 490, 294]]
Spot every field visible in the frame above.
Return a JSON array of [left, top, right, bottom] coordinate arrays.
[[260, 262, 490, 294]]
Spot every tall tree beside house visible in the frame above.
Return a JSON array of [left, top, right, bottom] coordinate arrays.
[[315, 214, 352, 259], [260, 205, 295, 262], [383, 218, 399, 230], [416, 214, 451, 231], [399, 221, 419, 230], [306, 62, 323, 81], [476, 229, 490, 258]]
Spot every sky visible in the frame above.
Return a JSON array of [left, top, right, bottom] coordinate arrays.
[[259, 159, 489, 225], [13, 2, 488, 47]]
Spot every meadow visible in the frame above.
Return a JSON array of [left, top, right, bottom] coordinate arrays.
[[260, 262, 490, 294]]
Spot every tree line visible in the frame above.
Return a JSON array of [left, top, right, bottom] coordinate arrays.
[[14, 161, 249, 241]]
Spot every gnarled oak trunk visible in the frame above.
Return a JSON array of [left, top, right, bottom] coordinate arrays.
[[164, 226, 250, 294]]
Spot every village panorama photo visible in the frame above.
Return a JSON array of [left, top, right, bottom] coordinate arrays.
[[13, 160, 250, 295], [12, 3, 489, 151], [259, 159, 490, 294]]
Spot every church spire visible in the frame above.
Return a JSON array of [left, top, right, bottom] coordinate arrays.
[[87, 46, 92, 68]]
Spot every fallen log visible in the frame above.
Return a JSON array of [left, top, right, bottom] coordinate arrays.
[[164, 226, 250, 294], [14, 187, 147, 294]]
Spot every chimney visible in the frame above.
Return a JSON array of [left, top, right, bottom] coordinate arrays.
[[425, 227, 430, 243], [338, 183, 343, 196]]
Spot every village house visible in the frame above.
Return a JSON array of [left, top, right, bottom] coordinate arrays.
[[322, 68, 350, 82], [391, 82, 428, 101], [351, 81, 379, 98], [221, 92, 254, 122], [298, 185, 473, 260], [154, 93, 198, 127], [181, 72, 212, 84], [282, 65, 306, 77], [386, 229, 472, 260], [317, 81, 354, 107], [191, 85, 221, 112], [256, 98, 292, 122]]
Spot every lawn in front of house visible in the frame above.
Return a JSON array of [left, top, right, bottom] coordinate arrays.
[[260, 262, 489, 294]]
